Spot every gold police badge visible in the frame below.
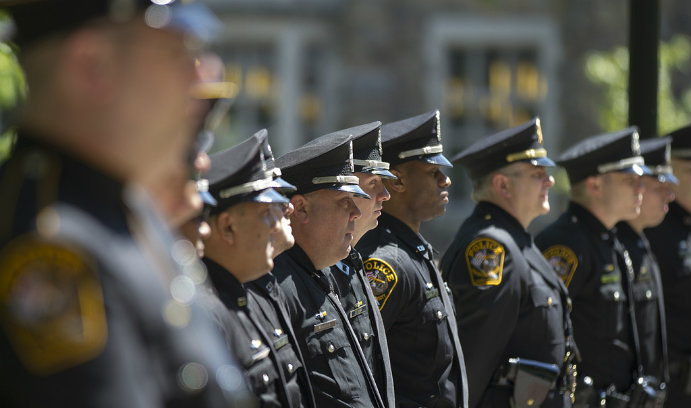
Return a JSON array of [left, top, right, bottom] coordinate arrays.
[[542, 245, 578, 287], [363, 258, 397, 309], [465, 237, 505, 286], [0, 237, 108, 374]]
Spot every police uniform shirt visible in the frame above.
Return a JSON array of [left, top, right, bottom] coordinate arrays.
[[357, 212, 465, 408], [535, 202, 635, 391], [271, 244, 384, 408], [440, 202, 572, 408], [203, 257, 292, 407], [645, 201, 691, 405], [615, 222, 667, 381], [246, 273, 317, 408], [327, 248, 395, 408], [0, 135, 248, 407]]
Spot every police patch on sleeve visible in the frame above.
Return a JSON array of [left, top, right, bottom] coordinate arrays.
[[363, 258, 397, 310], [542, 245, 578, 287], [465, 237, 505, 286], [0, 237, 108, 375]]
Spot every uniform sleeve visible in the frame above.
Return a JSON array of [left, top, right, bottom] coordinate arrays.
[[443, 235, 521, 408], [362, 251, 416, 331], [536, 229, 592, 297]]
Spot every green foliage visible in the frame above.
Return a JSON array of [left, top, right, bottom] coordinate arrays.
[[584, 35, 691, 134], [0, 12, 25, 162]]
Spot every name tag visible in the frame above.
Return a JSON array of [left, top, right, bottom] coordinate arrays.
[[313, 319, 337, 333], [425, 288, 439, 300], [273, 335, 289, 350], [251, 347, 270, 363], [349, 304, 367, 319]]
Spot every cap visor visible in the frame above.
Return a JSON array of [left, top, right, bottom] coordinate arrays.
[[620, 163, 652, 176], [528, 157, 556, 167], [199, 190, 217, 206], [272, 177, 297, 192], [421, 153, 453, 168], [329, 184, 371, 200], [360, 168, 397, 179], [656, 172, 679, 185], [166, 3, 222, 42], [250, 188, 290, 204]]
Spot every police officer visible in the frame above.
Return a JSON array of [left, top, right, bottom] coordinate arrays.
[[201, 131, 315, 407], [440, 118, 576, 408], [357, 110, 468, 408], [615, 137, 675, 402], [0, 1, 250, 406], [272, 134, 386, 408], [644, 124, 691, 407], [306, 121, 397, 407], [535, 128, 652, 406]]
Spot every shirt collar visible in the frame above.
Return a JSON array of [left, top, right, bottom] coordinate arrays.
[[202, 257, 247, 308], [568, 201, 614, 242]]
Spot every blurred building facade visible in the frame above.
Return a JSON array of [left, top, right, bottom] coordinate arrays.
[[204, 0, 690, 252]]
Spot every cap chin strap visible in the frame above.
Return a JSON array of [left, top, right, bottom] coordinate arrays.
[[352, 159, 390, 170], [597, 156, 645, 173], [218, 176, 275, 199], [397, 144, 443, 159], [312, 175, 360, 185], [506, 148, 547, 163]]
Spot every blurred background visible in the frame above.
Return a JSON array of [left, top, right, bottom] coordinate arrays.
[[0, 0, 689, 254]]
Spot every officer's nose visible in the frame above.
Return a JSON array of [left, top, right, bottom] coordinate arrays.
[[438, 169, 451, 188]]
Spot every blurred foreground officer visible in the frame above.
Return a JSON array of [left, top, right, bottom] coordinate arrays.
[[645, 124, 691, 407], [201, 132, 313, 407], [357, 110, 468, 408], [314, 122, 397, 407], [272, 135, 386, 408], [615, 137, 676, 404], [535, 128, 663, 406], [0, 1, 251, 407], [440, 119, 576, 408]]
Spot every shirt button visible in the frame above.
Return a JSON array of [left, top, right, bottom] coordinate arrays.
[[547, 297, 553, 306], [363, 332, 370, 340], [613, 291, 620, 301], [437, 310, 443, 320], [328, 343, 335, 353], [288, 363, 295, 373], [646, 290, 652, 299], [262, 374, 269, 385]]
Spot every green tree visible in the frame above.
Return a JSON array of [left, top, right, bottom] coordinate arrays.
[[0, 11, 27, 162], [584, 35, 691, 135]]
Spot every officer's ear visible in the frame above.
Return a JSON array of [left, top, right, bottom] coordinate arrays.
[[215, 210, 236, 245], [584, 175, 603, 198], [384, 168, 406, 193], [491, 173, 511, 197], [290, 194, 310, 224]]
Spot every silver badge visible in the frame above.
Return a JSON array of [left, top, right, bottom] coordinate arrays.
[[632, 131, 640, 155]]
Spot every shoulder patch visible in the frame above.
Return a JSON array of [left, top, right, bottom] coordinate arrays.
[[0, 237, 108, 375], [363, 258, 397, 310], [542, 245, 578, 287], [465, 237, 505, 286]]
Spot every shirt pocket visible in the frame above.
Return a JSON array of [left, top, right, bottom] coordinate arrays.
[[598, 282, 626, 339], [305, 326, 360, 401], [529, 284, 564, 344], [244, 344, 280, 395], [632, 278, 658, 338]]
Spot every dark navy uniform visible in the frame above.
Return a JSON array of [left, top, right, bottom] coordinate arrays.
[[646, 202, 691, 406], [0, 135, 251, 407], [328, 249, 395, 407], [246, 274, 316, 408], [537, 202, 635, 392], [644, 124, 691, 406], [272, 245, 384, 408], [441, 118, 574, 408], [358, 212, 466, 408], [203, 259, 308, 408], [442, 202, 573, 408], [616, 222, 667, 381], [359, 110, 467, 408]]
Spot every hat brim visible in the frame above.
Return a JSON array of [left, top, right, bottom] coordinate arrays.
[[358, 168, 397, 179], [271, 177, 297, 193], [327, 184, 372, 200], [652, 172, 679, 185], [619, 163, 652, 177], [420, 153, 453, 168], [249, 188, 290, 204], [527, 157, 556, 168]]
